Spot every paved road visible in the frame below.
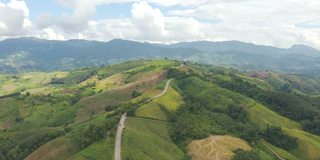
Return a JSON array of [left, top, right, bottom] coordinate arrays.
[[114, 79, 173, 160], [151, 79, 173, 99], [114, 112, 127, 160]]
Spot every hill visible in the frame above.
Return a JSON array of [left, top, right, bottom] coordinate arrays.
[[1, 59, 320, 160]]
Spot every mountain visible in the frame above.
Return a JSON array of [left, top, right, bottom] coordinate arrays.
[[168, 40, 320, 75], [0, 38, 198, 72], [1, 59, 320, 160], [289, 44, 320, 57], [0, 37, 320, 75]]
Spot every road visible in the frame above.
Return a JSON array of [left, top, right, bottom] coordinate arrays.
[[114, 79, 173, 160], [114, 112, 127, 160], [151, 79, 173, 99]]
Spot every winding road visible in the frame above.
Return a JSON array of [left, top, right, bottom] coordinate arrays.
[[114, 79, 173, 160]]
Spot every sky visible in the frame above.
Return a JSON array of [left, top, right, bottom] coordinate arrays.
[[0, 0, 320, 49]]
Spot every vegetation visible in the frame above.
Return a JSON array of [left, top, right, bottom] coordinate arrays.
[[1, 59, 320, 160], [232, 149, 259, 160], [75, 116, 119, 149], [261, 126, 298, 151], [122, 117, 185, 160]]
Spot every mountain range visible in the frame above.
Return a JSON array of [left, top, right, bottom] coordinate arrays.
[[0, 37, 319, 75]]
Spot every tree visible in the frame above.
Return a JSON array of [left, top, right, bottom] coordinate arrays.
[[262, 126, 298, 151], [233, 149, 259, 160]]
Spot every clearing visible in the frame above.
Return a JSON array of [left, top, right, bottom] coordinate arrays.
[[188, 135, 251, 160]]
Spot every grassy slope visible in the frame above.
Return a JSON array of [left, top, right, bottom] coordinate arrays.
[[122, 117, 184, 160], [181, 77, 301, 130], [25, 137, 78, 160], [154, 86, 182, 111], [135, 101, 167, 121], [0, 59, 180, 160], [261, 140, 299, 160], [135, 86, 182, 121], [180, 76, 320, 159], [247, 101, 301, 130], [71, 137, 114, 160], [283, 128, 320, 160]]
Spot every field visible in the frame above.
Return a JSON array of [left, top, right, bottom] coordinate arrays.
[[122, 117, 184, 160], [25, 137, 78, 160], [0, 72, 68, 96], [71, 137, 114, 160], [77, 71, 166, 121], [135, 101, 167, 120], [188, 135, 251, 160], [247, 101, 301, 130], [135, 85, 182, 120]]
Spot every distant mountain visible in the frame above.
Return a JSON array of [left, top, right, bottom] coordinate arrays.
[[0, 38, 198, 72], [289, 44, 320, 57], [167, 41, 320, 75], [0, 37, 319, 75]]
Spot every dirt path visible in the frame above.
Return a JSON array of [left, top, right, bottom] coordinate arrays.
[[114, 112, 127, 160], [114, 79, 173, 160], [263, 143, 285, 160]]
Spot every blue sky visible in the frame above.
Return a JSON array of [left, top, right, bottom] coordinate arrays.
[[0, 0, 319, 49]]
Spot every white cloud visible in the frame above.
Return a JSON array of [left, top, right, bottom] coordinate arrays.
[[40, 27, 65, 40], [166, 0, 320, 48], [1, 0, 320, 49], [131, 2, 166, 40], [0, 0, 31, 38], [36, 0, 96, 33]]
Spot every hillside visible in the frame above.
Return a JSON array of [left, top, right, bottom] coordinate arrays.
[[1, 59, 320, 160], [1, 38, 320, 75]]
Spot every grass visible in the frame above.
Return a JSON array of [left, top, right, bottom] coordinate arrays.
[[131, 88, 162, 103], [283, 128, 320, 160], [71, 137, 114, 160], [93, 73, 125, 92], [261, 140, 299, 160], [0, 71, 68, 96], [188, 135, 251, 160], [25, 137, 78, 160], [76, 79, 143, 122], [135, 86, 182, 121], [12, 103, 77, 131], [179, 77, 301, 130], [246, 101, 301, 130], [135, 102, 167, 121], [80, 73, 126, 92], [122, 117, 184, 160], [154, 86, 182, 111], [236, 73, 272, 90]]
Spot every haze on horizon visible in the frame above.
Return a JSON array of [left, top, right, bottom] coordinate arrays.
[[0, 0, 320, 49]]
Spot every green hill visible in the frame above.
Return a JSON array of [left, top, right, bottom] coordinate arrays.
[[1, 59, 320, 160]]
